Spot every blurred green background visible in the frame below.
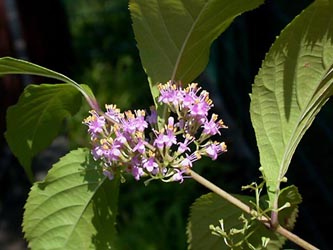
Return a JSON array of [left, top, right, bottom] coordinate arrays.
[[1, 0, 332, 249]]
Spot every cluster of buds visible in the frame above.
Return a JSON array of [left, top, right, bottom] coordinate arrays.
[[83, 81, 227, 183]]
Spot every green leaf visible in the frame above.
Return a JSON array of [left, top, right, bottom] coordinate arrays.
[[187, 193, 254, 250], [129, 0, 264, 103], [5, 84, 82, 180], [187, 186, 301, 250], [250, 0, 333, 204], [0, 56, 80, 90], [0, 57, 99, 110], [275, 185, 302, 231], [23, 148, 120, 250]]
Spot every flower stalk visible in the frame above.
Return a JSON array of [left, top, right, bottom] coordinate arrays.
[[188, 169, 319, 250], [83, 81, 318, 249]]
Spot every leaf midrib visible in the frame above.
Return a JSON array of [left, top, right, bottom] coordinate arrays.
[[171, 0, 208, 81], [63, 175, 107, 248], [278, 5, 333, 183], [280, 64, 333, 180]]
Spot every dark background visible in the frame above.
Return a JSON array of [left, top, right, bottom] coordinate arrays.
[[1, 0, 332, 249]]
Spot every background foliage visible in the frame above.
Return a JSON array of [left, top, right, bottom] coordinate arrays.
[[63, 1, 333, 249], [1, 0, 332, 249]]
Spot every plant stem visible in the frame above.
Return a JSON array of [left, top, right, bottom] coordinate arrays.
[[188, 169, 319, 250], [270, 187, 280, 228]]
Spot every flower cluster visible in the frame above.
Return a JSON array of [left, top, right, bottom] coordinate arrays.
[[83, 81, 227, 183]]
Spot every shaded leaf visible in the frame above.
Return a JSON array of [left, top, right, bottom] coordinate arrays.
[[250, 0, 333, 203], [0, 57, 99, 110], [275, 185, 302, 231], [23, 148, 120, 250], [187, 193, 254, 250], [5, 84, 82, 180], [129, 0, 264, 103], [187, 185, 301, 250], [0, 57, 80, 90]]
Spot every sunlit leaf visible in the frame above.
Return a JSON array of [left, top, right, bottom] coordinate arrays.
[[5, 84, 82, 180], [23, 148, 120, 250], [129, 0, 264, 103], [250, 0, 333, 203]]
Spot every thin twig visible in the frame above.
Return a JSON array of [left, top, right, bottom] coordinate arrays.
[[188, 169, 319, 250]]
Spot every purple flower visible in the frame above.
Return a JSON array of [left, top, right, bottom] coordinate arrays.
[[153, 122, 177, 149], [122, 111, 137, 134], [84, 81, 228, 183], [83, 111, 105, 136], [114, 133, 127, 146], [203, 114, 223, 136], [181, 83, 198, 107], [92, 139, 110, 160], [205, 142, 227, 160], [146, 106, 157, 125], [180, 152, 200, 168], [105, 104, 121, 123], [172, 169, 186, 183], [143, 156, 159, 173], [134, 110, 148, 132], [154, 131, 165, 149], [121, 110, 148, 134], [190, 100, 210, 117], [180, 157, 192, 168], [177, 136, 194, 154], [158, 81, 182, 106], [164, 130, 177, 147], [182, 93, 195, 109], [103, 169, 114, 180], [132, 165, 144, 181], [164, 117, 177, 147], [133, 139, 146, 154], [190, 91, 212, 118], [104, 144, 121, 161], [91, 145, 104, 160]]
